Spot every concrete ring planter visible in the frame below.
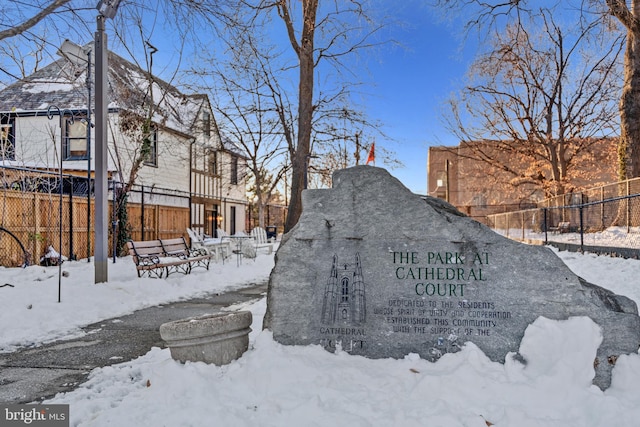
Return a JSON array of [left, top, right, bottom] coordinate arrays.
[[160, 310, 252, 365]]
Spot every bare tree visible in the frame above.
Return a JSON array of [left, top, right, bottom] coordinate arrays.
[[435, 0, 640, 181], [191, 22, 389, 227], [182, 0, 391, 231], [441, 6, 623, 198], [224, 0, 386, 232], [0, 1, 93, 86], [275, 0, 318, 232]]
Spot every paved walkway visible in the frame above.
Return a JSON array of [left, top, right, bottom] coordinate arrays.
[[0, 282, 268, 404]]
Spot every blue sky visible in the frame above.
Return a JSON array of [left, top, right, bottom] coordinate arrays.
[[362, 6, 476, 195]]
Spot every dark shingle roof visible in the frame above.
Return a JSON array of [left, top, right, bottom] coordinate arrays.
[[0, 57, 89, 111], [0, 45, 206, 136]]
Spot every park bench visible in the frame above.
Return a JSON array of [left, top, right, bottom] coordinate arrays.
[[127, 237, 212, 278], [549, 221, 571, 234], [557, 221, 571, 233]]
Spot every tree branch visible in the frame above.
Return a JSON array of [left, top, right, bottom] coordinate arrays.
[[0, 0, 73, 42]]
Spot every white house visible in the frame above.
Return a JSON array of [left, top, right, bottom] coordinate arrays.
[[0, 41, 248, 239]]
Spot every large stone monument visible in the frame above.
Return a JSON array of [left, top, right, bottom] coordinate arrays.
[[264, 166, 640, 389]]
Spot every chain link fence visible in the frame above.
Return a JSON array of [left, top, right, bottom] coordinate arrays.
[[487, 179, 640, 255], [0, 166, 195, 267], [0, 166, 93, 267]]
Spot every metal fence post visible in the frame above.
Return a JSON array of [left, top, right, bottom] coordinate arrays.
[[112, 180, 117, 263], [601, 187, 605, 230], [543, 208, 548, 244], [68, 176, 74, 260], [140, 184, 145, 240], [579, 205, 584, 252], [628, 180, 631, 233]]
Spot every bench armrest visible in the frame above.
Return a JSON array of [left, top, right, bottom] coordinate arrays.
[[189, 248, 209, 258], [137, 255, 160, 267]]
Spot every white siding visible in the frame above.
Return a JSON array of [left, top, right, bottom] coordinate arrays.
[[9, 112, 193, 194], [8, 115, 76, 168], [133, 129, 190, 191], [107, 114, 190, 192]]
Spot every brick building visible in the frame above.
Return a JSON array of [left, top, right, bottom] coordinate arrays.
[[427, 139, 618, 222]]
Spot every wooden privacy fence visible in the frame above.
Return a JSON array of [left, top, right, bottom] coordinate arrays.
[[0, 188, 189, 268], [127, 203, 189, 242]]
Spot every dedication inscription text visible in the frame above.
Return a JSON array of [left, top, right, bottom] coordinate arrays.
[[319, 248, 513, 354], [381, 250, 511, 337]]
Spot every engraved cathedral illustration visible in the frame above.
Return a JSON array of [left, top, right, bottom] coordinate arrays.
[[321, 253, 367, 324]]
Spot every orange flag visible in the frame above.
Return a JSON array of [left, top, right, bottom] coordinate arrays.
[[365, 143, 375, 165]]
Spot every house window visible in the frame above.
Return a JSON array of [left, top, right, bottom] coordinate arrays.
[[143, 126, 158, 167], [207, 149, 217, 175], [64, 116, 88, 160], [0, 115, 15, 160], [230, 155, 238, 185], [203, 112, 211, 139]]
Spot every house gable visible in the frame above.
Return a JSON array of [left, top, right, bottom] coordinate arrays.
[[0, 41, 249, 236]]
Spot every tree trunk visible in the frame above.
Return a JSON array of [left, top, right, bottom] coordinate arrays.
[[283, 0, 318, 233], [258, 195, 266, 228], [285, 144, 308, 232], [115, 188, 131, 257], [618, 0, 640, 179]]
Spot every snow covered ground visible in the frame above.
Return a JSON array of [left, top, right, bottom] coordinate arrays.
[[2, 242, 640, 426], [496, 226, 640, 248]]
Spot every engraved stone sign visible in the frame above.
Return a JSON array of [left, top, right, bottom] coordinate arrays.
[[263, 166, 640, 389]]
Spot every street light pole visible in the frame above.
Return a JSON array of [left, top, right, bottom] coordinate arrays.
[[86, 49, 92, 263], [94, 0, 121, 283], [94, 13, 108, 283]]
